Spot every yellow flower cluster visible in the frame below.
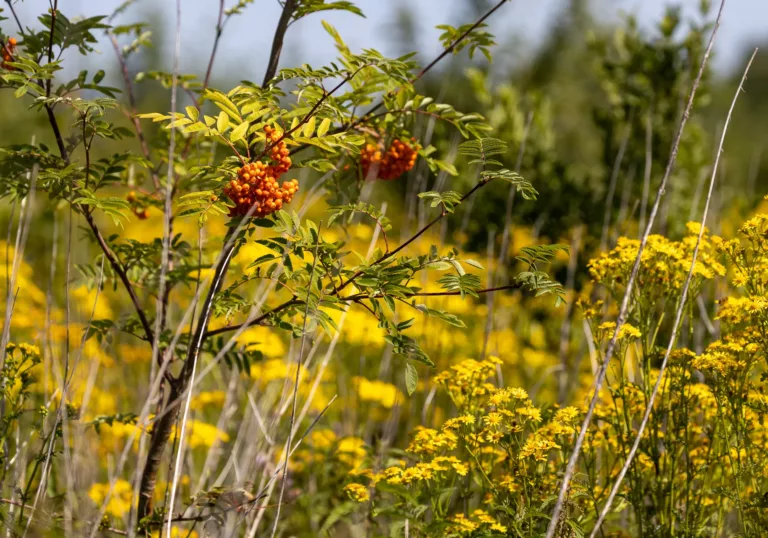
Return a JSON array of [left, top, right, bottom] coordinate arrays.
[[589, 223, 724, 298], [446, 510, 507, 534], [380, 455, 469, 486], [343, 483, 370, 502], [88, 479, 134, 517], [169, 419, 230, 449], [597, 321, 642, 341], [433, 356, 501, 408], [519, 435, 561, 461], [336, 436, 367, 469], [341, 356, 587, 532], [715, 296, 768, 325], [692, 334, 757, 377], [406, 426, 458, 454]]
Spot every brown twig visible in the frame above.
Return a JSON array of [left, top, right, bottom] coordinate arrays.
[[202, 174, 498, 341], [32, 4, 155, 345], [83, 213, 154, 343], [3, 0, 23, 31], [256, 64, 368, 161], [204, 0, 226, 91], [44, 1, 57, 99], [336, 178, 489, 294], [205, 282, 524, 339], [262, 0, 299, 87]]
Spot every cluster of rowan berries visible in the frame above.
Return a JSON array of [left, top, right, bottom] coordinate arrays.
[[126, 191, 150, 220], [2, 38, 17, 70], [360, 138, 420, 181], [223, 126, 298, 217]]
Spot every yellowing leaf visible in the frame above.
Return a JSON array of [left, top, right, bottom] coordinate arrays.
[[230, 121, 249, 143], [303, 116, 316, 138], [185, 106, 199, 121], [405, 363, 418, 395], [217, 111, 229, 133], [317, 117, 331, 137]]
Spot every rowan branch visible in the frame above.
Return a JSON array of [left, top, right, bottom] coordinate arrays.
[[203, 283, 523, 339], [255, 64, 368, 161], [290, 0, 509, 157], [262, 0, 299, 86], [36, 5, 155, 345]]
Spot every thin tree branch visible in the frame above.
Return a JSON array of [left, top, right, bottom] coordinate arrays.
[[262, 0, 299, 86], [205, 283, 524, 338], [256, 64, 368, 161], [34, 4, 155, 345], [44, 1, 57, 99], [83, 214, 154, 342], [3, 0, 23, 31], [336, 177, 490, 294], [203, 0, 226, 91], [347, 0, 507, 129]]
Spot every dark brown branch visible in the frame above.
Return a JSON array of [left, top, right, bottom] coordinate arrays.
[[203, 176, 495, 339], [83, 214, 154, 342], [256, 65, 368, 161], [45, 1, 58, 99], [351, 283, 523, 300], [36, 11, 155, 345], [204, 298, 302, 339], [262, 0, 299, 87], [3, 0, 23, 32], [178, 0, 228, 162], [336, 178, 489, 293], [137, 230, 238, 519], [348, 0, 507, 129], [206, 282, 523, 339], [416, 0, 506, 81]]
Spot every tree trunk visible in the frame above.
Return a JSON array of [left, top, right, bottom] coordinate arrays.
[[137, 383, 181, 520]]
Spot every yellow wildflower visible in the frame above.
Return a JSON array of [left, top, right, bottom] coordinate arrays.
[[343, 483, 370, 502]]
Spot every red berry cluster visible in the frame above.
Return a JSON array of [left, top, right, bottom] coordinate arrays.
[[2, 38, 17, 70], [223, 126, 298, 217], [361, 138, 420, 181]]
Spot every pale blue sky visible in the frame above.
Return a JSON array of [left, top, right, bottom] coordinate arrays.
[[4, 1, 766, 80]]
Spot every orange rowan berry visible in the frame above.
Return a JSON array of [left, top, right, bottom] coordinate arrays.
[[223, 126, 298, 217], [126, 191, 137, 203], [2, 37, 17, 70], [360, 137, 420, 181]]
